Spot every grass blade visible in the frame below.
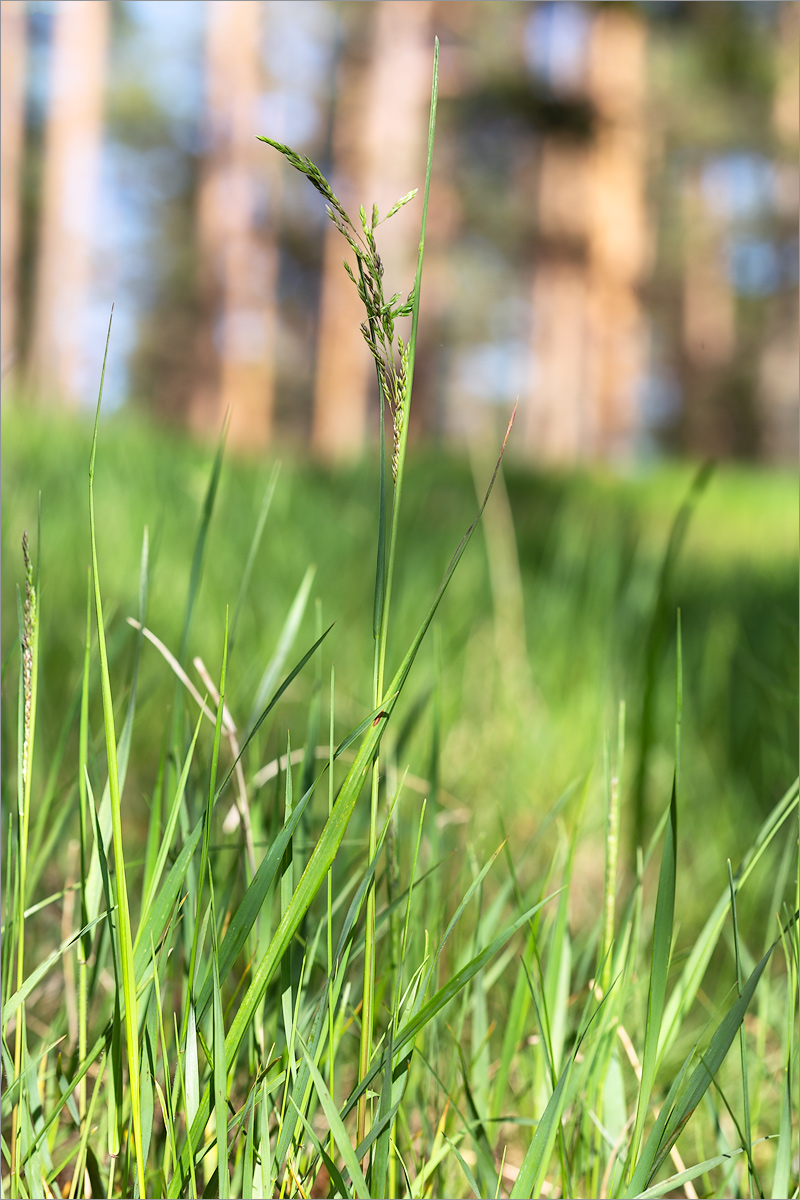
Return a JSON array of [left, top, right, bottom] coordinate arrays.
[[87, 311, 145, 1199]]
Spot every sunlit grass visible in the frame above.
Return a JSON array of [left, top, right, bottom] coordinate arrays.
[[1, 51, 798, 1196]]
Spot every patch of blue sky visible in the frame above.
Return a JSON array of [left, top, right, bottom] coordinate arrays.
[[258, 90, 322, 151], [122, 0, 204, 143], [726, 237, 790, 296], [702, 153, 777, 221], [524, 2, 590, 93], [262, 1, 337, 97], [453, 340, 532, 407]]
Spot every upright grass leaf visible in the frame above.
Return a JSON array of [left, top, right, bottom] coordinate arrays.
[[509, 1050, 576, 1200], [624, 920, 795, 1197], [194, 774, 318, 1024], [87, 312, 146, 1199], [631, 461, 712, 858], [178, 413, 228, 668], [771, 917, 796, 1200], [658, 776, 798, 1063], [298, 1039, 371, 1200], [627, 619, 682, 1179], [211, 916, 230, 1200], [77, 570, 92, 1124], [230, 464, 279, 652], [626, 776, 678, 1179], [248, 564, 315, 731], [137, 707, 204, 934], [181, 611, 228, 1043], [11, 517, 39, 1193]]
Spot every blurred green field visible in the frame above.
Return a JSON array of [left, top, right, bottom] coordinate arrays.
[[2, 402, 796, 926]]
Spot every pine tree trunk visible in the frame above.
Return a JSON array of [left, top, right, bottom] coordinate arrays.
[[526, 6, 650, 461], [192, 0, 278, 451], [1, 0, 27, 381], [28, 0, 109, 405]]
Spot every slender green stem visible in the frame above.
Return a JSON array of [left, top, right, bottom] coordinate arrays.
[[181, 609, 229, 1045], [357, 41, 439, 1156], [12, 520, 39, 1193], [88, 310, 146, 1200], [327, 666, 336, 1165], [77, 570, 92, 1123]]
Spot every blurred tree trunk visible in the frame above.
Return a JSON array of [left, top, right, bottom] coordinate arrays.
[[679, 166, 737, 455], [312, 0, 433, 461], [525, 141, 593, 458], [28, 0, 109, 405], [526, 6, 650, 461], [192, 0, 278, 451], [757, 0, 799, 462], [1, 0, 27, 382]]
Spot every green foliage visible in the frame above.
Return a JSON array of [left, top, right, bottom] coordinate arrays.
[[1, 50, 798, 1197]]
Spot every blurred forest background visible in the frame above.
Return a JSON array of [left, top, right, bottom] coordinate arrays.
[[2, 0, 798, 463]]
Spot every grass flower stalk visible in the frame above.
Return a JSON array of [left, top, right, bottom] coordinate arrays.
[[10, 523, 39, 1193]]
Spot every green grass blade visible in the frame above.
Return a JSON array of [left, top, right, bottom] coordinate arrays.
[[133, 817, 203, 980], [247, 564, 315, 730], [137, 707, 204, 935], [627, 776, 678, 1176], [631, 461, 712, 856], [193, 774, 319, 1024], [182, 611, 228, 1041], [658, 777, 799, 1062], [211, 927, 230, 1200], [230, 464, 279, 651], [2, 914, 106, 1023], [509, 1049, 575, 1199], [298, 1039, 370, 1200], [405, 36, 438, 385], [87, 310, 145, 1199], [178, 412, 228, 666], [635, 1149, 746, 1199], [625, 922, 793, 1196], [344, 893, 558, 1126]]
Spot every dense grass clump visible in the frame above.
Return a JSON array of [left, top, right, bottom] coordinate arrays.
[[2, 46, 797, 1200]]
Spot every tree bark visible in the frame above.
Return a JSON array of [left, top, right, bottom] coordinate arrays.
[[28, 0, 109, 406], [192, 0, 278, 451], [1, 0, 27, 382], [526, 6, 650, 462]]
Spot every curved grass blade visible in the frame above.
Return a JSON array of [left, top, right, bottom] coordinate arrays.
[[2, 913, 106, 1024]]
